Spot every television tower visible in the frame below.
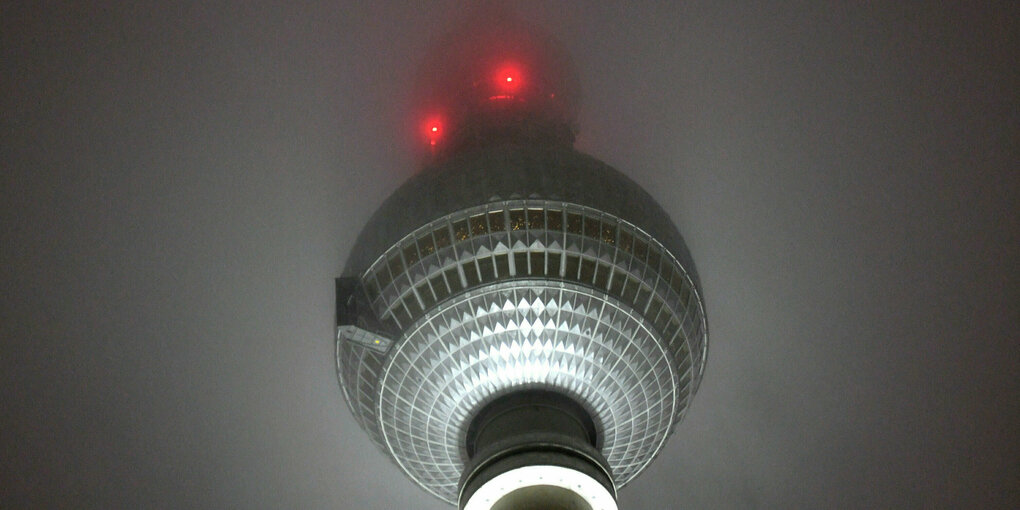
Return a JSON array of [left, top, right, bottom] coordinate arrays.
[[336, 16, 707, 510]]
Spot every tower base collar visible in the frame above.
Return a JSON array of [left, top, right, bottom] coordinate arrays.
[[461, 464, 617, 510]]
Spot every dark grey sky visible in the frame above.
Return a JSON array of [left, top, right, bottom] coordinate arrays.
[[2, 2, 1017, 508]]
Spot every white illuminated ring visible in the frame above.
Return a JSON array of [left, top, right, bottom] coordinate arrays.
[[463, 465, 618, 510]]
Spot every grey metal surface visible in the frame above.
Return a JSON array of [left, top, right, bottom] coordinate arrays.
[[338, 188, 706, 503]]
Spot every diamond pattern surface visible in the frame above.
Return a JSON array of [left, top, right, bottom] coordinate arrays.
[[378, 282, 676, 502]]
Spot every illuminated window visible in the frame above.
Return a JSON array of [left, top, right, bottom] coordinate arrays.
[[470, 214, 488, 236], [418, 234, 436, 257], [601, 222, 616, 245], [509, 209, 526, 231], [453, 220, 470, 241]]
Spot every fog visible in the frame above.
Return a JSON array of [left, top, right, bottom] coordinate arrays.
[[2, 2, 1017, 508]]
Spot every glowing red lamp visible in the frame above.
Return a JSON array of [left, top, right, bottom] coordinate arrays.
[[491, 64, 522, 99], [423, 117, 443, 146]]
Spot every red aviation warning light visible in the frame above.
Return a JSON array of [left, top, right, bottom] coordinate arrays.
[[490, 64, 522, 100], [423, 117, 443, 147]]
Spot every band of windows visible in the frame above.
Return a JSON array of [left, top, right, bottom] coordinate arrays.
[[360, 201, 704, 367]]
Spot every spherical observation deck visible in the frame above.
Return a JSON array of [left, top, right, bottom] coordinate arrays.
[[336, 141, 708, 505]]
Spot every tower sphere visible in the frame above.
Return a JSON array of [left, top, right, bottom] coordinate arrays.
[[336, 15, 707, 509]]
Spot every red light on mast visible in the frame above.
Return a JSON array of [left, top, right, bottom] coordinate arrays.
[[423, 117, 443, 147], [493, 65, 522, 97]]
